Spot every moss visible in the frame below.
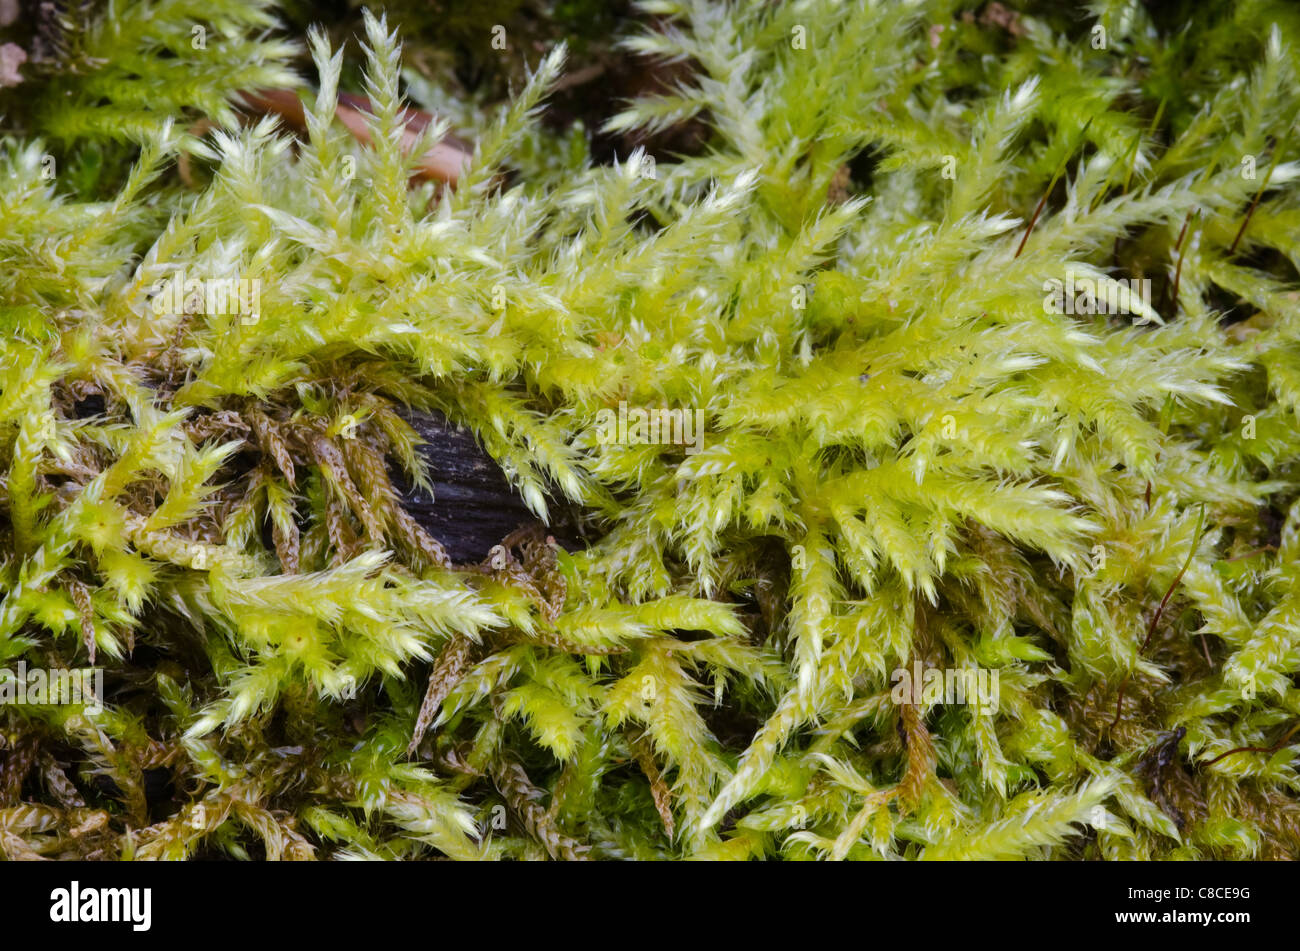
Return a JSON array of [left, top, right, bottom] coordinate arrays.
[[1, 0, 1300, 860]]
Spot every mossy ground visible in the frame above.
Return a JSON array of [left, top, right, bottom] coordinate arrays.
[[2, 0, 1300, 860]]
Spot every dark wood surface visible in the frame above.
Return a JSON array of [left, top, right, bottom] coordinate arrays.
[[396, 410, 577, 563]]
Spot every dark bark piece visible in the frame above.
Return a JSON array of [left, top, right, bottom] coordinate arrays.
[[395, 409, 578, 563]]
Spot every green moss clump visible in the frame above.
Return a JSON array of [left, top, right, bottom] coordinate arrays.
[[2, 0, 1300, 860]]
